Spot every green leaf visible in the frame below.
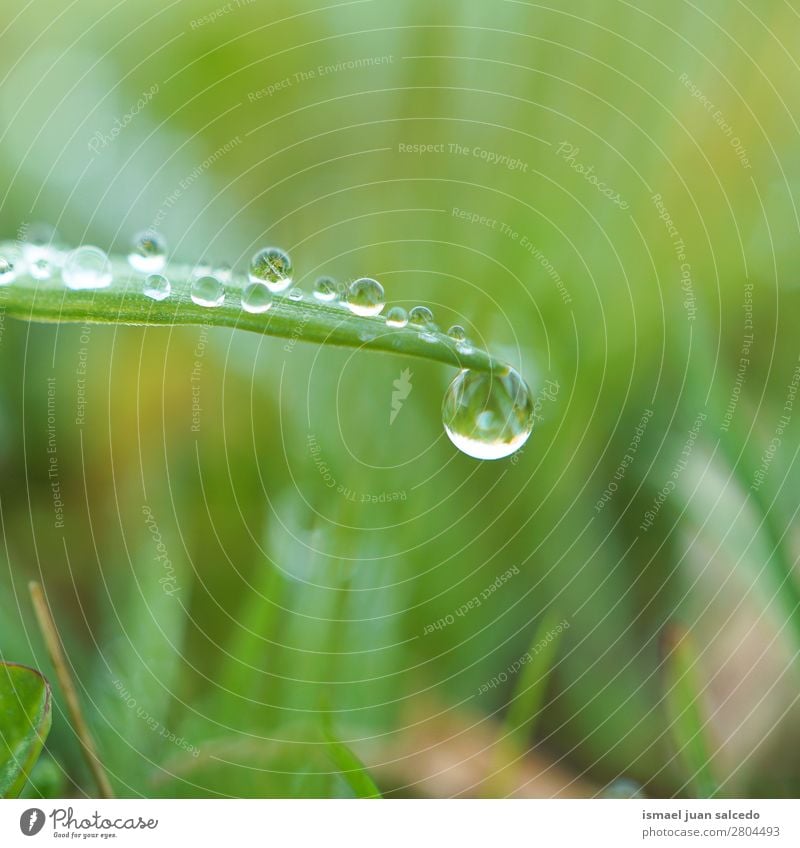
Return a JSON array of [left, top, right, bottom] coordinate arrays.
[[322, 727, 382, 799], [0, 662, 53, 798], [661, 624, 720, 798], [4, 255, 505, 374]]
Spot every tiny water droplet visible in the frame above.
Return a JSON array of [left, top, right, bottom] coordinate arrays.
[[129, 230, 167, 273], [192, 260, 213, 278], [23, 223, 59, 261], [312, 276, 339, 302], [249, 247, 292, 292], [442, 366, 534, 460], [409, 305, 438, 342], [241, 281, 273, 313], [288, 287, 303, 301], [0, 254, 17, 285], [62, 246, 112, 290], [409, 305, 434, 326], [213, 262, 233, 283], [447, 324, 466, 341], [30, 258, 53, 280], [346, 277, 384, 316], [191, 275, 225, 307], [602, 779, 646, 799], [385, 306, 408, 327], [142, 273, 171, 301], [448, 324, 473, 353]]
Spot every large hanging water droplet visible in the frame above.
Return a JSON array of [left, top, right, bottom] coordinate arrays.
[[249, 247, 292, 292], [62, 246, 113, 290], [191, 275, 225, 307], [241, 281, 273, 314], [442, 367, 534, 460], [385, 306, 409, 327], [129, 230, 167, 272], [142, 273, 171, 301], [313, 276, 339, 302], [346, 277, 384, 316]]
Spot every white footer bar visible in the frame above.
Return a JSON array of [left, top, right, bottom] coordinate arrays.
[[1, 799, 798, 847]]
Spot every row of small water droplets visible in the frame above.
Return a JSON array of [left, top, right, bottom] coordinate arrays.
[[129, 233, 480, 358], [0, 224, 114, 290], [0, 228, 476, 352], [314, 278, 474, 353], [1, 226, 535, 460]]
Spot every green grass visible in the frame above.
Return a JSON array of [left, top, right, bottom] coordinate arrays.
[[661, 625, 720, 799], [502, 611, 567, 749], [4, 255, 504, 374], [322, 723, 382, 799]]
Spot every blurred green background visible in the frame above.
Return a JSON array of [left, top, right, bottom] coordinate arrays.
[[1, 0, 799, 798]]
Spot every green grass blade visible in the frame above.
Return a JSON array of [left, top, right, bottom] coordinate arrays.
[[0, 662, 52, 798], [4, 255, 505, 374], [661, 624, 720, 798], [322, 726, 382, 799], [502, 610, 566, 747], [218, 560, 286, 707], [689, 312, 800, 652], [487, 611, 566, 796]]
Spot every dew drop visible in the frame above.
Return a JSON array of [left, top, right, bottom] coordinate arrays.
[[312, 276, 339, 302], [249, 247, 292, 292], [0, 254, 17, 285], [241, 281, 273, 314], [447, 324, 467, 341], [23, 223, 59, 261], [385, 306, 409, 327], [191, 275, 225, 307], [62, 246, 112, 290], [409, 305, 435, 326], [409, 305, 438, 342], [448, 323, 473, 353], [192, 260, 213, 279], [30, 258, 53, 280], [128, 230, 167, 273], [346, 277, 384, 316], [441, 366, 534, 460], [213, 262, 233, 283], [143, 273, 171, 301], [288, 287, 303, 301]]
